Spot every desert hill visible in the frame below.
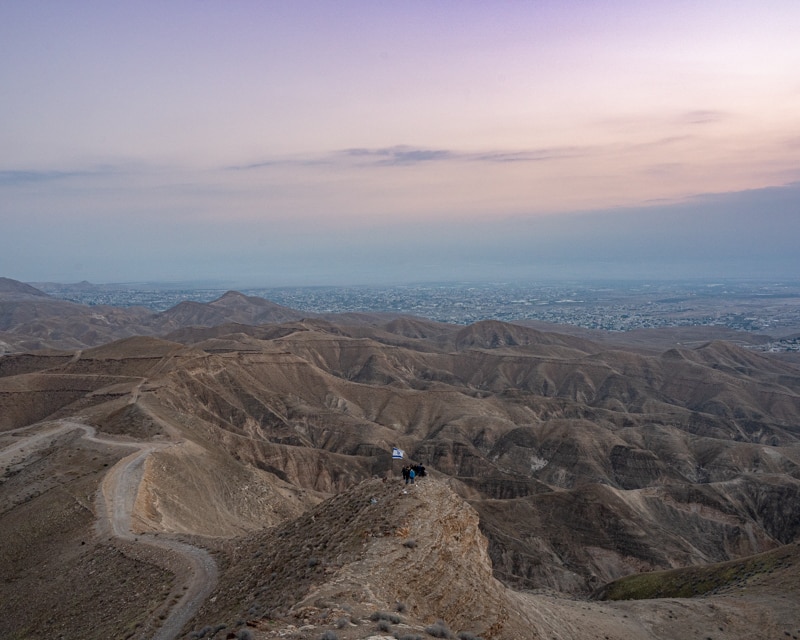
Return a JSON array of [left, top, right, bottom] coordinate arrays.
[[0, 277, 49, 298], [152, 291, 307, 332], [0, 279, 312, 354], [1, 282, 800, 638]]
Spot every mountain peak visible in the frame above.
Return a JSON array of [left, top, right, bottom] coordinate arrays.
[[217, 290, 248, 300], [211, 290, 286, 308]]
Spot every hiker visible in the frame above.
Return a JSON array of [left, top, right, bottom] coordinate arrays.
[[408, 466, 415, 484], [402, 465, 410, 484], [413, 464, 426, 478]]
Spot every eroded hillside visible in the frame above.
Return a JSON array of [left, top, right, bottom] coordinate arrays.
[[2, 309, 800, 639], [189, 477, 800, 640]]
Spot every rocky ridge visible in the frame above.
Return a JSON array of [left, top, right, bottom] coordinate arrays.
[[187, 477, 800, 640]]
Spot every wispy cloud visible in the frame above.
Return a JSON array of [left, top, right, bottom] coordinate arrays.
[[470, 147, 589, 163], [229, 144, 593, 172], [0, 169, 92, 186], [0, 164, 137, 187], [341, 146, 454, 165], [678, 109, 728, 125], [598, 110, 731, 132], [338, 144, 593, 166], [226, 157, 333, 171], [629, 135, 694, 150]]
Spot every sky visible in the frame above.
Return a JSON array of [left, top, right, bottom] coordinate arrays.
[[1, 1, 799, 286]]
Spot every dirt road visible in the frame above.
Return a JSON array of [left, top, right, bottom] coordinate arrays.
[[1, 420, 218, 640]]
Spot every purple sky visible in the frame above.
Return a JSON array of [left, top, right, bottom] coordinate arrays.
[[2, 1, 799, 285]]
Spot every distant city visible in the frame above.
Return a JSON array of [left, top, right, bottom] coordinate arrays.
[[33, 279, 800, 351]]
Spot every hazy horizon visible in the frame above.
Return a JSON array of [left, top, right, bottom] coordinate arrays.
[[2, 2, 799, 286]]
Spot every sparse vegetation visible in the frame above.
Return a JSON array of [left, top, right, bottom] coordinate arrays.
[[425, 621, 454, 638], [599, 549, 790, 601], [370, 610, 402, 624], [335, 616, 349, 629]]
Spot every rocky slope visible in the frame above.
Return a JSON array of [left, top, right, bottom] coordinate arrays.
[[188, 477, 800, 640], [1, 288, 800, 639]]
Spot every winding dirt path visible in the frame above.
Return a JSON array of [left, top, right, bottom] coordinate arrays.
[[1, 420, 218, 640]]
